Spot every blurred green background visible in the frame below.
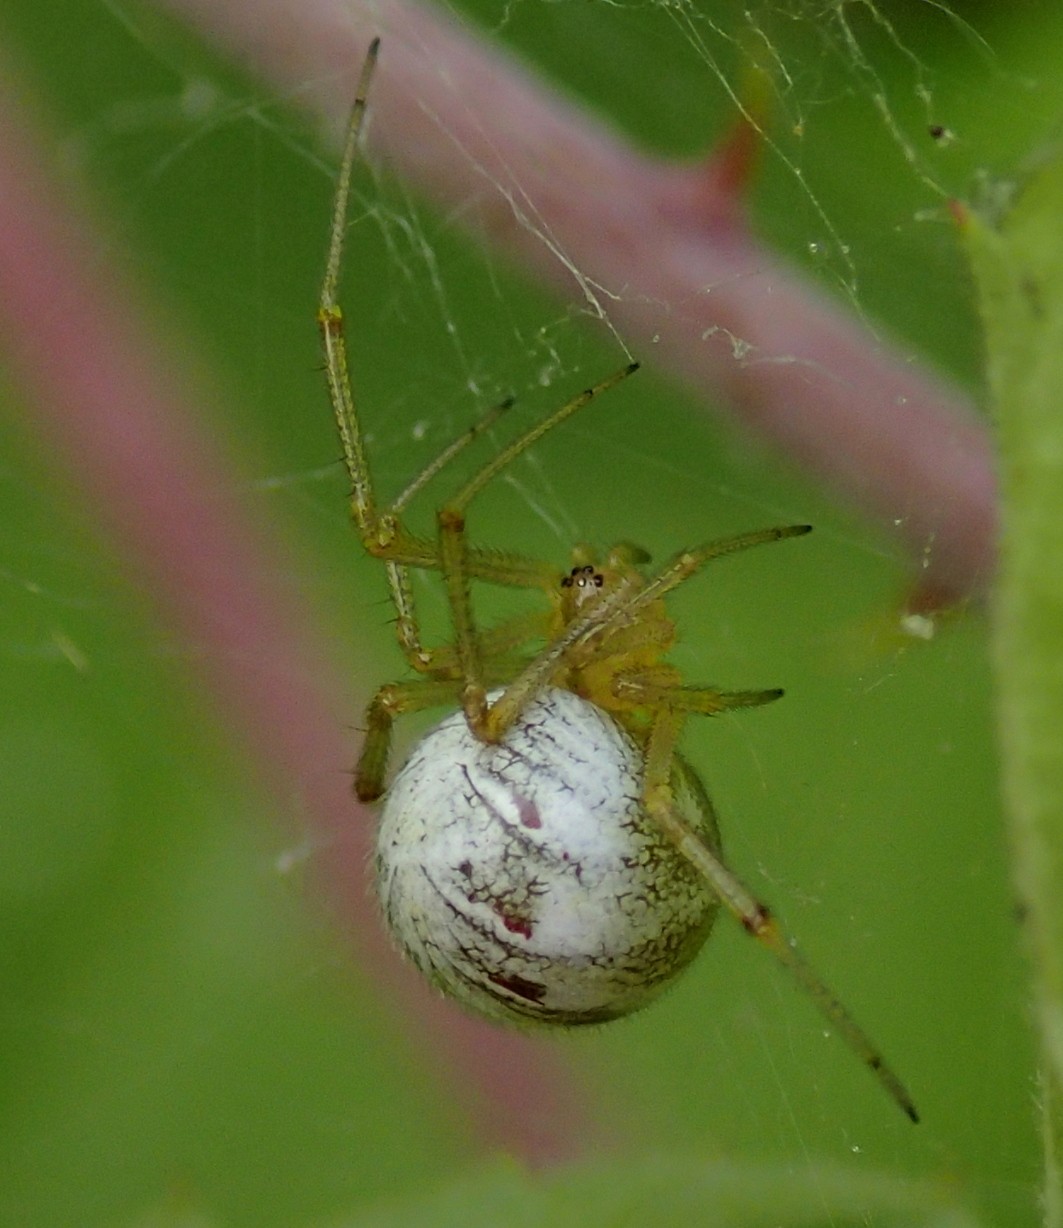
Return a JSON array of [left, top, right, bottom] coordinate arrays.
[[2, 1, 1058, 1224]]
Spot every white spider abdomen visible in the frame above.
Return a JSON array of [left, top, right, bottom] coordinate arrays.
[[375, 687, 719, 1025]]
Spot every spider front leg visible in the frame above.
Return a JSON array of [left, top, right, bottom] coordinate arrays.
[[384, 395, 523, 672], [474, 523, 813, 746], [614, 676, 785, 714], [641, 705, 920, 1123], [432, 364, 642, 740]]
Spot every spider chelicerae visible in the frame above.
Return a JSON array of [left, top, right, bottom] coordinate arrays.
[[318, 38, 917, 1123]]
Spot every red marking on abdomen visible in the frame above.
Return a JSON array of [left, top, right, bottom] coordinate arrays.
[[516, 797, 542, 829], [500, 912, 533, 939], [488, 971, 545, 1003]]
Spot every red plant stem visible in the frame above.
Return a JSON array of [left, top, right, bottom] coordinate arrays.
[[0, 60, 610, 1167], [152, 0, 996, 606]]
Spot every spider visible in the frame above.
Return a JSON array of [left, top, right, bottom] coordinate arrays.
[[318, 39, 918, 1124]]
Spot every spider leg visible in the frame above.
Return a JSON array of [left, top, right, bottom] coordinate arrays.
[[628, 525, 813, 617], [385, 559, 431, 670], [436, 500, 490, 728], [435, 364, 643, 738], [356, 608, 552, 796], [317, 39, 558, 671], [479, 525, 809, 743], [319, 38, 383, 545], [369, 526, 559, 588], [641, 707, 919, 1123], [614, 677, 784, 714], [448, 363, 639, 510], [386, 396, 523, 666], [390, 395, 515, 515], [355, 676, 466, 801], [397, 604, 552, 678], [320, 62, 636, 581], [318, 46, 642, 715]]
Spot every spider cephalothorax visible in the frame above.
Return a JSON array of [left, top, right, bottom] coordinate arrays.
[[317, 37, 918, 1122]]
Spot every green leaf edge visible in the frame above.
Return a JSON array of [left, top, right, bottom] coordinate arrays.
[[334, 1154, 980, 1228], [961, 152, 1063, 1228]]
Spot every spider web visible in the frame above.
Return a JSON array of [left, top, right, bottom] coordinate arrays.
[[0, 0, 1046, 1224]]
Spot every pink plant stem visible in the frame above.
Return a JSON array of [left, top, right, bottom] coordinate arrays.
[[153, 0, 996, 605], [0, 61, 609, 1166]]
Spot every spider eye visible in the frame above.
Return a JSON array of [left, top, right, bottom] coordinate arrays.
[[562, 564, 604, 597], [563, 564, 599, 589]]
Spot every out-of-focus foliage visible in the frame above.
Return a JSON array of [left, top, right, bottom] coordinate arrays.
[[2, 2, 1057, 1224]]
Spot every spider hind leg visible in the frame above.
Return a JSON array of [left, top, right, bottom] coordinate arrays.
[[641, 707, 919, 1123]]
